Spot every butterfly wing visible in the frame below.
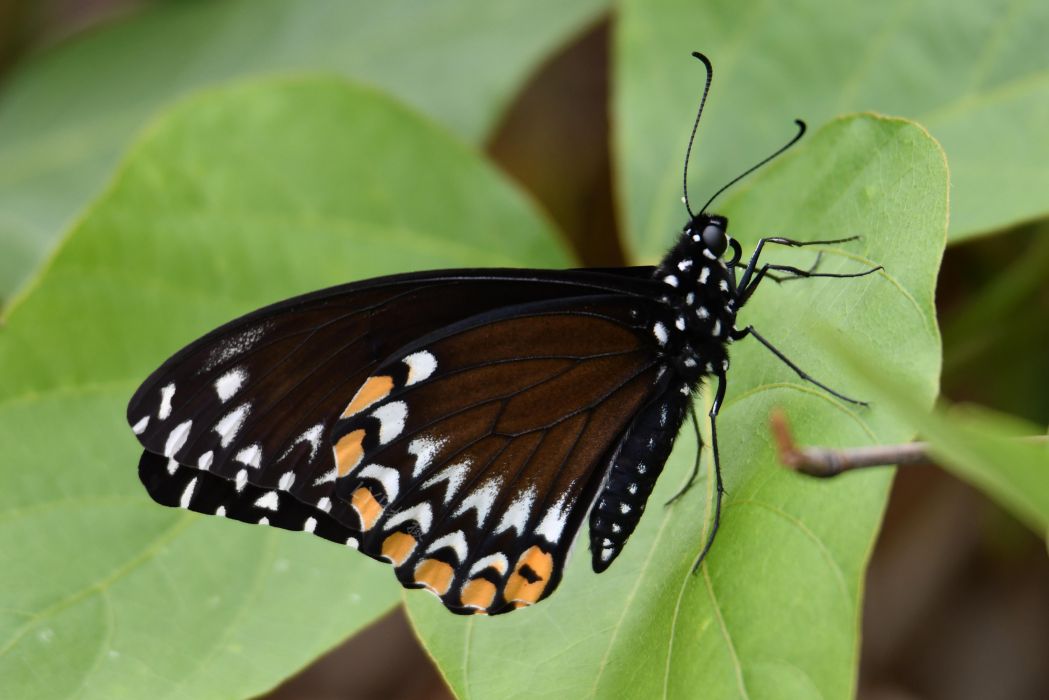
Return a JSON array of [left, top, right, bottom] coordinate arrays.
[[129, 269, 672, 615]]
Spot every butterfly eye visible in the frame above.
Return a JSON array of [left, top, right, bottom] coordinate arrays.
[[701, 223, 727, 257]]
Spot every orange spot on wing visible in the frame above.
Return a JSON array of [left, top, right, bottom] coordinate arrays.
[[459, 578, 496, 611], [381, 532, 417, 566], [342, 375, 394, 417], [334, 429, 366, 477], [351, 487, 383, 530], [414, 559, 454, 596], [504, 546, 554, 605]]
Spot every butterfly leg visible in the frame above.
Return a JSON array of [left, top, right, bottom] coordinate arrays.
[[665, 405, 704, 506], [736, 235, 859, 290], [731, 325, 868, 406], [691, 371, 727, 573]]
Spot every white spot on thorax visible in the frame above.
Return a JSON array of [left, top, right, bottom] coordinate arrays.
[[696, 306, 710, 319], [663, 274, 679, 287], [703, 249, 717, 260], [719, 280, 729, 292], [372, 401, 407, 445], [698, 268, 710, 284], [675, 316, 686, 331], [158, 383, 175, 420], [677, 259, 692, 271], [712, 319, 721, 336], [214, 368, 246, 402], [403, 351, 437, 385]]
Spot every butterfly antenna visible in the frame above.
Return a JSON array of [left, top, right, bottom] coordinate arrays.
[[682, 51, 714, 219], [699, 119, 807, 214]]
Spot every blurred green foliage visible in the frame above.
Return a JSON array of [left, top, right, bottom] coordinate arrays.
[[0, 1, 1045, 699]]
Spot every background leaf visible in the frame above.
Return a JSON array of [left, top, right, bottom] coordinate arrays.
[[409, 114, 946, 699], [0, 0, 606, 306], [616, 0, 1049, 261], [835, 344, 1049, 536], [0, 77, 569, 699]]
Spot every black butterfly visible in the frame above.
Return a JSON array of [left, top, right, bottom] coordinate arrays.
[[127, 52, 880, 615]]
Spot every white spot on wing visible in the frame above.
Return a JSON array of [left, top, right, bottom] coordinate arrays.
[[163, 420, 192, 457], [158, 383, 175, 420], [358, 463, 401, 502], [408, 436, 446, 478], [317, 497, 332, 513], [166, 458, 179, 475], [179, 478, 197, 509], [197, 451, 213, 470], [216, 506, 227, 517], [203, 324, 270, 371], [468, 553, 509, 577], [404, 350, 437, 385], [278, 472, 295, 491], [496, 486, 536, 536], [132, 416, 150, 435], [426, 531, 469, 562], [454, 477, 502, 528], [422, 460, 471, 504], [215, 403, 250, 448], [371, 401, 407, 445], [536, 490, 573, 544], [663, 274, 679, 287], [384, 503, 433, 534], [303, 517, 317, 533], [235, 443, 262, 469], [255, 491, 279, 511], [235, 469, 248, 492], [346, 537, 360, 549], [214, 368, 246, 402], [313, 468, 336, 486]]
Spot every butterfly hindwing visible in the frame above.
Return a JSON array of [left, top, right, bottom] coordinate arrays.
[[329, 295, 665, 613]]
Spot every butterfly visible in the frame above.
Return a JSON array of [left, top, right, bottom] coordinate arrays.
[[127, 52, 880, 615]]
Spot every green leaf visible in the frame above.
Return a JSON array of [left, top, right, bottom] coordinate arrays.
[[834, 345, 1049, 536], [0, 77, 569, 699], [409, 115, 946, 699], [0, 0, 606, 305], [616, 0, 1049, 260]]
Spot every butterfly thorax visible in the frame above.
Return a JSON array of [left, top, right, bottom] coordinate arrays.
[[648, 219, 737, 384]]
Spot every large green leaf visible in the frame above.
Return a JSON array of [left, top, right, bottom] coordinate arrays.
[[0, 77, 569, 699], [0, 0, 605, 305], [616, 0, 1049, 260], [409, 115, 946, 699]]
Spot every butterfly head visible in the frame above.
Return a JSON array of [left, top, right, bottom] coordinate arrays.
[[691, 214, 728, 257]]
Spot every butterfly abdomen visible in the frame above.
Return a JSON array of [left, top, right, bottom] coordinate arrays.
[[588, 378, 692, 572]]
